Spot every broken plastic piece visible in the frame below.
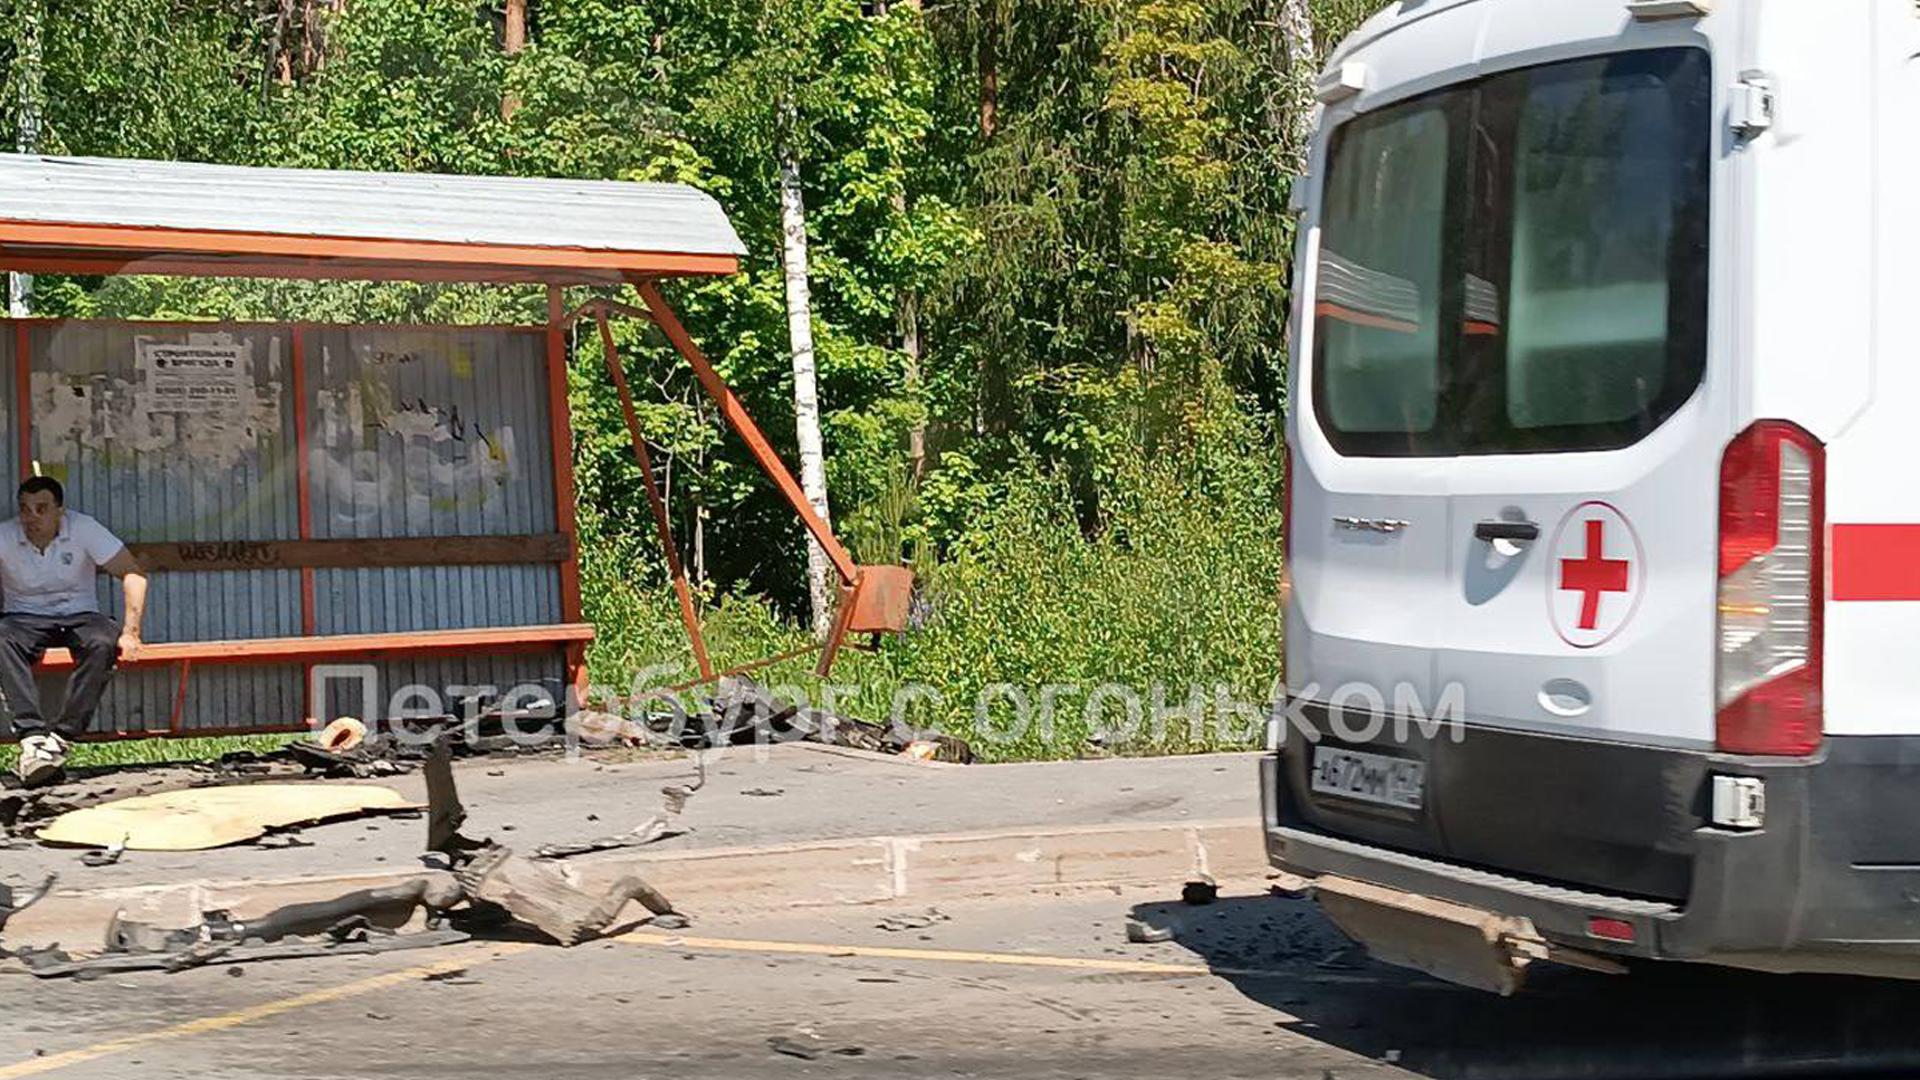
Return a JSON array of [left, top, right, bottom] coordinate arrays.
[[79, 834, 128, 867], [316, 716, 368, 752], [1125, 918, 1174, 944]]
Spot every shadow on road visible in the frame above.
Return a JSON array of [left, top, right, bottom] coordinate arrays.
[[1130, 893, 1920, 1079]]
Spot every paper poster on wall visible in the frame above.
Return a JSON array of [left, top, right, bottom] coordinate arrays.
[[135, 340, 251, 413]]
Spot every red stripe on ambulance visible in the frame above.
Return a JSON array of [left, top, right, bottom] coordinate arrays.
[[1831, 525, 1920, 601]]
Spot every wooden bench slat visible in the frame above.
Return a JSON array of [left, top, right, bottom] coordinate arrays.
[[36, 622, 593, 671], [126, 534, 572, 573]]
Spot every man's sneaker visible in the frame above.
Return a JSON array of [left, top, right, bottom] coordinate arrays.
[[16, 733, 68, 787]]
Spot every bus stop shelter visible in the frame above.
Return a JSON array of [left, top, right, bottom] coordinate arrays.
[[0, 154, 908, 740]]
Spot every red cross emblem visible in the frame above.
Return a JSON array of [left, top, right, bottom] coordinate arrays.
[[1559, 519, 1630, 629], [1548, 502, 1643, 648]]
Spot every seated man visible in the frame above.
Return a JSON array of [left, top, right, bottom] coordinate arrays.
[[2, 477, 147, 786]]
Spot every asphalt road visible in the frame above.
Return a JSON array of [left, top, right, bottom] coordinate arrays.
[[8, 885, 1920, 1080]]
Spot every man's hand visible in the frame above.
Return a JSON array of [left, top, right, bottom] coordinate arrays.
[[104, 551, 149, 666]]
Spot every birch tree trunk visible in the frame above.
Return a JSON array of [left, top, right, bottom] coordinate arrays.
[[901, 286, 926, 481], [1276, 0, 1318, 176], [779, 153, 836, 637], [9, 0, 42, 318]]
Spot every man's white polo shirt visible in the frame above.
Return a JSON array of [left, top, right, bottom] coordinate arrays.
[[0, 511, 126, 617]]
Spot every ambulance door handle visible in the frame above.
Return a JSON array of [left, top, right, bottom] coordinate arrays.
[[1474, 520, 1539, 557], [1473, 521, 1539, 543]]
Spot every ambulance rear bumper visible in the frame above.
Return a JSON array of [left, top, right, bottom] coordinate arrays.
[[1262, 732, 1920, 972]]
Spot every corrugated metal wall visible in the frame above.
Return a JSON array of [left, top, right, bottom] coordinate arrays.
[[305, 326, 563, 723], [305, 326, 559, 634], [0, 319, 568, 739]]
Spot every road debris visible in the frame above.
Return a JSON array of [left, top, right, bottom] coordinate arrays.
[[36, 783, 421, 851], [0, 874, 55, 933], [570, 709, 651, 747], [286, 738, 404, 779], [423, 967, 479, 985], [105, 875, 467, 954], [741, 787, 784, 797], [454, 845, 675, 946], [1126, 918, 1175, 944], [531, 752, 706, 860], [876, 907, 950, 932], [654, 677, 975, 763], [433, 736, 681, 946], [1268, 871, 1313, 899], [767, 1035, 819, 1060], [253, 833, 315, 850], [9, 736, 682, 978], [1182, 875, 1220, 906], [78, 834, 127, 867], [316, 716, 368, 752], [13, 927, 474, 979]]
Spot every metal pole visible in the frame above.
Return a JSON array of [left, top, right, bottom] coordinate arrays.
[[595, 309, 715, 681], [630, 277, 860, 586]]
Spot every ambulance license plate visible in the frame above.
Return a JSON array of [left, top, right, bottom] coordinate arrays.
[[1310, 747, 1425, 810]]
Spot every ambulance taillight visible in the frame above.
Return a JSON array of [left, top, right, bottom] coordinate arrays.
[[1715, 421, 1824, 756]]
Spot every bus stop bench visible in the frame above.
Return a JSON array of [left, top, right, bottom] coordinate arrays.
[[35, 623, 594, 671], [29, 532, 587, 671]]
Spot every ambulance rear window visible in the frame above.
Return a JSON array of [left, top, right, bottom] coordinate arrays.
[[1312, 48, 1711, 456]]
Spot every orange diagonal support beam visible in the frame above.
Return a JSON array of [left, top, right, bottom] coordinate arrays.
[[631, 277, 859, 586], [596, 309, 716, 682]]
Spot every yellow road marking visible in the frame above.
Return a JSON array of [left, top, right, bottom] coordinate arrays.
[[616, 930, 1234, 977], [0, 945, 529, 1080]]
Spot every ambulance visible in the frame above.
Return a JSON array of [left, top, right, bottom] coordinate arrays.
[[1266, 0, 1920, 991]]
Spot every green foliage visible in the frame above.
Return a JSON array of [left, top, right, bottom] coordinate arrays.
[[865, 402, 1283, 761]]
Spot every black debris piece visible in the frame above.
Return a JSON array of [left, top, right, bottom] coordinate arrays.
[[1182, 875, 1219, 906], [875, 908, 950, 933], [644, 677, 974, 763]]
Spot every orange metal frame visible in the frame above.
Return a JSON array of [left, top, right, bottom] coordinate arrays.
[[586, 304, 715, 682], [545, 287, 589, 705], [0, 219, 740, 279], [570, 282, 912, 684]]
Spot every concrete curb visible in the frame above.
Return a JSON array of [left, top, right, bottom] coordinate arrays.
[[3, 818, 1266, 950]]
